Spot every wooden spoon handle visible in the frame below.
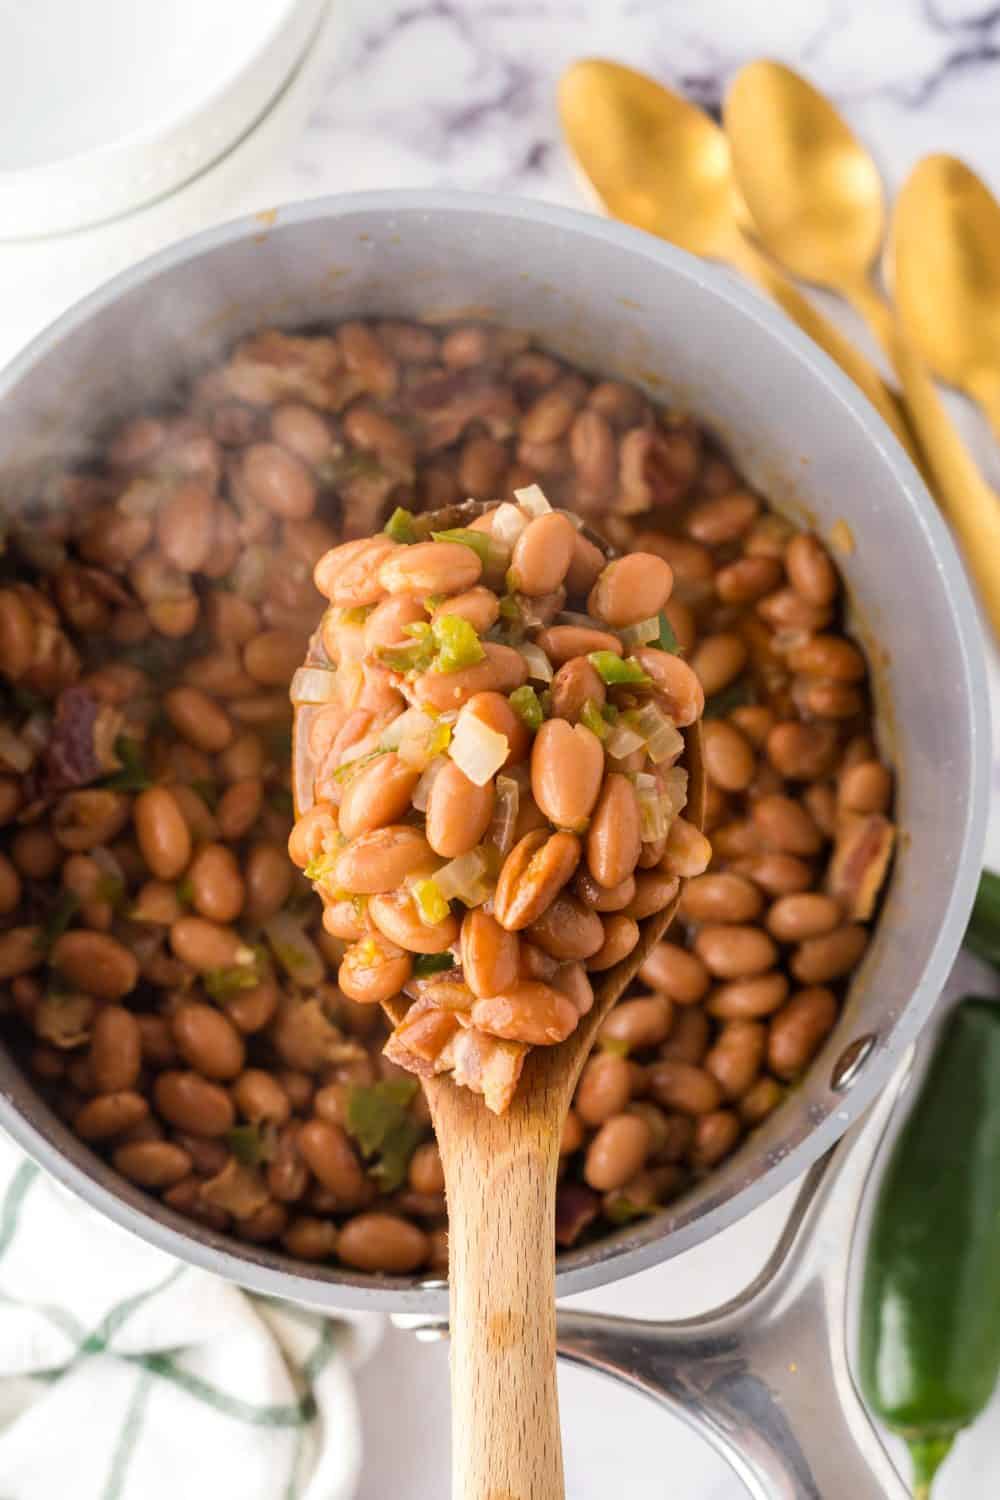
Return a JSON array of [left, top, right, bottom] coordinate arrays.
[[436, 1106, 564, 1500]]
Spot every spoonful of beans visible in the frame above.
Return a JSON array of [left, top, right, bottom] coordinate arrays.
[[290, 492, 705, 1500]]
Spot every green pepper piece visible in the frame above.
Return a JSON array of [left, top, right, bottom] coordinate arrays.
[[587, 651, 652, 687], [509, 684, 544, 731], [653, 610, 679, 653], [430, 527, 492, 568], [859, 999, 1000, 1497], [579, 699, 609, 740], [384, 506, 418, 544], [412, 952, 457, 978]]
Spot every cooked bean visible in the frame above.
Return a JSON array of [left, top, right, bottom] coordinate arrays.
[[511, 512, 576, 595], [460, 910, 519, 998], [380, 540, 481, 597], [584, 1114, 652, 1191], [370, 889, 458, 954], [224, 978, 280, 1034], [623, 871, 679, 921], [715, 555, 783, 604], [75, 1091, 149, 1142], [550, 657, 606, 724], [494, 829, 581, 931], [766, 893, 842, 943], [790, 925, 868, 984], [588, 554, 673, 629], [271, 402, 334, 464], [244, 629, 306, 686], [802, 783, 838, 838], [432, 586, 499, 636], [639, 941, 710, 1004], [574, 870, 636, 912], [217, 778, 263, 840], [185, 843, 244, 923], [299, 1119, 368, 1204], [785, 532, 838, 605], [339, 933, 412, 1004], [10, 827, 60, 879], [839, 760, 892, 814], [752, 794, 824, 855], [686, 490, 759, 545], [90, 1007, 142, 1093], [156, 481, 216, 572], [633, 648, 705, 727], [426, 762, 495, 858], [661, 818, 712, 879], [730, 852, 814, 897], [690, 1110, 741, 1169], [768, 987, 839, 1078], [534, 624, 622, 666], [648, 1060, 722, 1115], [242, 443, 316, 520], [407, 1142, 445, 1196], [169, 916, 250, 972], [282, 1217, 338, 1260], [471, 982, 579, 1045], [694, 925, 778, 980], [575, 1052, 633, 1126], [680, 873, 763, 925], [233, 1070, 290, 1125], [337, 1213, 428, 1273], [527, 893, 604, 961], [243, 843, 294, 923], [164, 687, 233, 752], [705, 1020, 766, 1100], [740, 1076, 785, 1125], [0, 852, 22, 915], [589, 914, 640, 970], [154, 1070, 235, 1136], [411, 641, 527, 712], [171, 1002, 245, 1080], [702, 720, 756, 792], [766, 721, 839, 780], [114, 1141, 192, 1189], [334, 826, 433, 894], [599, 994, 672, 1052], [53, 931, 138, 999], [585, 773, 641, 889], [659, 1006, 711, 1064], [707, 971, 790, 1020], [689, 634, 748, 696]]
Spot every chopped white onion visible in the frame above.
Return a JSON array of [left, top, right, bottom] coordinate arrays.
[[0, 725, 33, 773], [518, 641, 553, 683], [491, 502, 529, 548], [629, 702, 684, 764], [489, 775, 520, 856], [412, 755, 448, 812], [450, 710, 509, 787], [635, 772, 668, 842], [514, 483, 552, 517], [435, 848, 492, 907], [337, 727, 386, 771], [661, 766, 689, 819], [290, 666, 339, 705], [263, 911, 326, 989], [606, 723, 645, 761], [618, 615, 661, 649]]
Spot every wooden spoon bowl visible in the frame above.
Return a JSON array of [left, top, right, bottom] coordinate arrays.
[[294, 504, 704, 1499]]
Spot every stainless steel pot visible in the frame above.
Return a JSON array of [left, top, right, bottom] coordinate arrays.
[[0, 191, 989, 1492]]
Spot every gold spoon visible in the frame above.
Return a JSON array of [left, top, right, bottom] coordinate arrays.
[[893, 153, 1000, 442], [557, 58, 918, 462], [724, 60, 1000, 641], [294, 503, 704, 1500]]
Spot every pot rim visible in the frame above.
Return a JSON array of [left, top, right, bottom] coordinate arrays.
[[0, 188, 989, 1312]]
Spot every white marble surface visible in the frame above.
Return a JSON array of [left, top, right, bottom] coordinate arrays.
[[3, 1, 1000, 1495]]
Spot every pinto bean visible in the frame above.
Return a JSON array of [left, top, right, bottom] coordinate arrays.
[[425, 762, 495, 857], [531, 719, 604, 832], [53, 931, 138, 999], [472, 982, 579, 1045], [767, 987, 839, 1078]]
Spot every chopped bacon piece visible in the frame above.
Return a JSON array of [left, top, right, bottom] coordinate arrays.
[[827, 813, 896, 921], [44, 686, 123, 792]]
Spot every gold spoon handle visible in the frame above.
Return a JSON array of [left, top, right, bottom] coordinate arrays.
[[725, 234, 920, 466], [891, 331, 1000, 640], [837, 276, 1000, 639], [969, 368, 1000, 448]]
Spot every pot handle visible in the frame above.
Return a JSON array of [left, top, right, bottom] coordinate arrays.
[[394, 1055, 913, 1499], [554, 1058, 913, 1499]]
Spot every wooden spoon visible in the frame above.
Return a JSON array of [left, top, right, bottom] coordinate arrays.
[[294, 504, 704, 1499]]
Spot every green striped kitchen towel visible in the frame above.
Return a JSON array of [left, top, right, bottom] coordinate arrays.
[[0, 1132, 381, 1499]]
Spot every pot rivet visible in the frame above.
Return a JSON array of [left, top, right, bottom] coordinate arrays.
[[831, 1033, 877, 1091]]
